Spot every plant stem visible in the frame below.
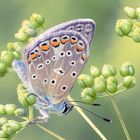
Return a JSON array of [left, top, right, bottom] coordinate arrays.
[[98, 88, 128, 98], [107, 93, 132, 140], [29, 106, 34, 120], [37, 124, 65, 140], [68, 96, 108, 140]]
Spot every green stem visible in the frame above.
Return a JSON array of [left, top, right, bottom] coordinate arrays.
[[118, 82, 123, 88], [28, 106, 34, 120], [37, 124, 65, 140], [68, 96, 108, 140], [107, 92, 132, 140], [98, 88, 128, 98]]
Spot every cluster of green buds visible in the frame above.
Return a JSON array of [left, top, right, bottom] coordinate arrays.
[[0, 104, 27, 139], [0, 42, 21, 77], [0, 119, 22, 140], [0, 13, 45, 78], [15, 13, 45, 42], [115, 6, 140, 43], [78, 62, 136, 104], [17, 83, 36, 107]]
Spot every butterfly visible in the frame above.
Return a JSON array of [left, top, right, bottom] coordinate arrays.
[[12, 19, 96, 123]]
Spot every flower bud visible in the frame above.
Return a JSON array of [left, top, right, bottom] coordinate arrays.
[[2, 120, 20, 136], [136, 8, 140, 19], [30, 13, 45, 28], [123, 76, 136, 88], [23, 27, 37, 37], [22, 20, 32, 29], [7, 42, 21, 53], [78, 74, 94, 88], [26, 95, 36, 106], [124, 7, 137, 19], [107, 82, 118, 93], [90, 65, 101, 78], [7, 120, 21, 132], [17, 84, 36, 106], [102, 64, 117, 78], [4, 104, 17, 115], [115, 19, 133, 36], [0, 62, 7, 77], [0, 51, 14, 67], [15, 29, 30, 42], [81, 87, 96, 98], [0, 130, 9, 138], [94, 77, 106, 93], [107, 76, 118, 85], [14, 108, 26, 117], [0, 105, 6, 115], [120, 62, 135, 77], [12, 51, 21, 60], [132, 27, 140, 43], [81, 87, 96, 104], [0, 118, 8, 126], [17, 90, 29, 107], [2, 124, 15, 136]]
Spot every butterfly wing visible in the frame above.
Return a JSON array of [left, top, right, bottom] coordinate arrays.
[[44, 19, 96, 45], [23, 19, 95, 103]]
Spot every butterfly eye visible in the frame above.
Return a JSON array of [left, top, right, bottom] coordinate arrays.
[[50, 37, 60, 47], [39, 40, 50, 51], [70, 36, 78, 44], [61, 35, 69, 44], [76, 40, 84, 52], [66, 50, 72, 56]]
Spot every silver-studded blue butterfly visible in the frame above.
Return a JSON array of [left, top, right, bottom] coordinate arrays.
[[13, 19, 96, 123]]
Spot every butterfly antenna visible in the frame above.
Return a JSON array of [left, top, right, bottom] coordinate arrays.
[[68, 100, 101, 106], [73, 104, 112, 123]]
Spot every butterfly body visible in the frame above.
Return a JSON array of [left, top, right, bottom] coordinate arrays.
[[13, 19, 95, 122]]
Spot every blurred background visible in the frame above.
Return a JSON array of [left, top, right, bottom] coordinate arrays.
[[0, 0, 140, 140]]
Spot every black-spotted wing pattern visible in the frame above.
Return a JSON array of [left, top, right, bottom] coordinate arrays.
[[24, 19, 96, 104]]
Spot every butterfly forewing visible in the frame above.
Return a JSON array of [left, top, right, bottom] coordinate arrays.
[[24, 19, 95, 104]]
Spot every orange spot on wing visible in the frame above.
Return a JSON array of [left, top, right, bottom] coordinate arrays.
[[51, 41, 60, 47], [81, 54, 87, 61], [70, 37, 78, 44], [30, 53, 37, 59], [76, 45, 84, 52], [61, 39, 69, 44], [40, 45, 50, 51]]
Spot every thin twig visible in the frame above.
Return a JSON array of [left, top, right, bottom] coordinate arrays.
[[37, 124, 65, 140], [107, 93, 132, 140], [97, 88, 128, 98], [68, 96, 107, 140]]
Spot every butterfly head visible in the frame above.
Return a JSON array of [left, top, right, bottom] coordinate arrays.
[[61, 102, 73, 115]]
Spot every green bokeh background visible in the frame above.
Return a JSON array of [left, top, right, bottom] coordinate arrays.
[[0, 0, 140, 140]]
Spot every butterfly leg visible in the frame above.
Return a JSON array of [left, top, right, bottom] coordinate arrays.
[[29, 110, 49, 125]]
